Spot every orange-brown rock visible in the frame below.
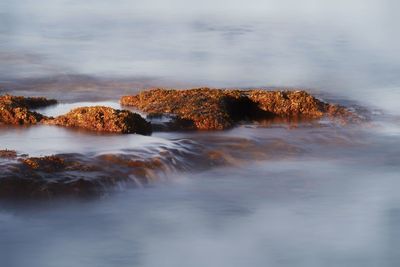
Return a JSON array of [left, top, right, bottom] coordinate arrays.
[[121, 88, 355, 130], [45, 106, 152, 135], [122, 88, 244, 130], [247, 90, 357, 121], [247, 90, 326, 118], [0, 149, 17, 159], [0, 95, 57, 109], [0, 94, 56, 125], [0, 103, 47, 125]]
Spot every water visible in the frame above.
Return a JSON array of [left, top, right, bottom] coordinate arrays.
[[2, 0, 400, 112], [1, 0, 400, 266]]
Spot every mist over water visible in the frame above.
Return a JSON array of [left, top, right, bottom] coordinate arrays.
[[1, 1, 400, 267], [1, 0, 400, 112]]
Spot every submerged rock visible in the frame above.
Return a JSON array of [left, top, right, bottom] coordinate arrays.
[[0, 135, 306, 199], [21, 156, 68, 172], [45, 106, 152, 135], [121, 88, 356, 130], [0, 151, 182, 199], [0, 154, 109, 199]]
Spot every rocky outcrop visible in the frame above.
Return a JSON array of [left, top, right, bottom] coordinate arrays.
[[0, 103, 47, 125], [0, 95, 56, 125], [0, 149, 17, 159], [0, 95, 152, 134], [45, 106, 152, 135], [247, 90, 326, 118], [121, 88, 243, 130], [0, 95, 57, 109], [121, 88, 356, 130]]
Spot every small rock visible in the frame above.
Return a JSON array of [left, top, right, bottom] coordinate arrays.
[[0, 94, 55, 125], [0, 103, 47, 125], [0, 149, 17, 159], [45, 106, 152, 135]]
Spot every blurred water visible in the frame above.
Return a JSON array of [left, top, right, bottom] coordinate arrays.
[[1, 155, 400, 267], [1, 1, 400, 266], [1, 0, 400, 112]]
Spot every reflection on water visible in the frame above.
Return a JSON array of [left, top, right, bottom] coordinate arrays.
[[2, 0, 400, 266]]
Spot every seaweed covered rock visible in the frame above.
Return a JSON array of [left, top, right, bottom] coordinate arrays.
[[0, 94, 56, 125], [246, 90, 356, 120], [121, 88, 355, 130], [46, 106, 152, 135], [247, 90, 326, 118], [0, 95, 57, 109], [121, 88, 245, 130], [0, 149, 17, 159], [0, 103, 47, 125]]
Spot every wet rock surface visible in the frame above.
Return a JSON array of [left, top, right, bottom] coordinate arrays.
[[45, 106, 152, 134], [0, 104, 47, 125], [0, 95, 57, 109], [122, 88, 245, 130], [0, 149, 17, 159], [0, 95, 55, 125], [121, 88, 357, 130]]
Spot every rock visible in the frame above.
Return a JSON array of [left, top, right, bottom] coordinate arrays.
[[246, 90, 326, 118], [21, 156, 67, 172], [0, 103, 47, 125], [0, 94, 153, 134], [0, 94, 55, 125], [0, 95, 57, 109], [45, 106, 152, 135], [246, 90, 358, 121], [121, 88, 355, 130], [0, 149, 17, 159], [121, 88, 241, 130]]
